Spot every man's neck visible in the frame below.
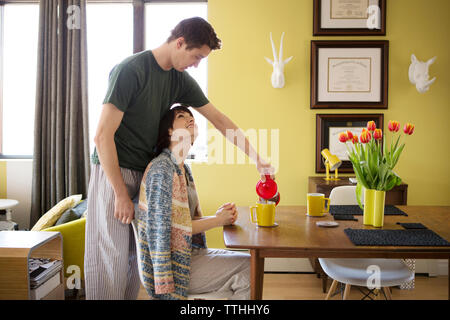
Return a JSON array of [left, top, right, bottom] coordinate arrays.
[[152, 43, 173, 71]]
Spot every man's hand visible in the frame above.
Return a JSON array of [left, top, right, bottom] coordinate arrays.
[[114, 193, 135, 224], [257, 157, 276, 182]]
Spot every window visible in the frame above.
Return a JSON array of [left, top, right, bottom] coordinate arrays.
[[0, 3, 39, 157], [145, 2, 208, 161], [86, 3, 133, 154], [0, 1, 209, 160]]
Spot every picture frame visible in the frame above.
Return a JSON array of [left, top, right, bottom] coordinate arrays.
[[316, 113, 384, 173], [313, 0, 386, 36], [310, 40, 389, 109]]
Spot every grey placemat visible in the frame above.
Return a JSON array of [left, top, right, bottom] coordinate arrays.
[[333, 214, 358, 221], [396, 222, 428, 229], [330, 205, 407, 216], [344, 228, 450, 246]]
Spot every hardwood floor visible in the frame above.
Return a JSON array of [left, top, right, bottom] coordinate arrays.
[[136, 273, 448, 300]]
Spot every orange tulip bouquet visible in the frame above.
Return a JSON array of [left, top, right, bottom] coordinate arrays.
[[339, 121, 415, 226]]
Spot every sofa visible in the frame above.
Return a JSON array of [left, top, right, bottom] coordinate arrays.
[[31, 195, 87, 282]]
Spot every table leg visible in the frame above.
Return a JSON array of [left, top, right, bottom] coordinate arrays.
[[6, 209, 12, 221], [250, 249, 265, 300]]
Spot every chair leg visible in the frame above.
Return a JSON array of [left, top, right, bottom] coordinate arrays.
[[383, 287, 392, 300], [343, 284, 351, 300], [373, 289, 380, 300], [325, 280, 339, 300], [322, 276, 328, 293]]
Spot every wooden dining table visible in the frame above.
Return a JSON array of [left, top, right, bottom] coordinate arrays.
[[223, 206, 450, 300]]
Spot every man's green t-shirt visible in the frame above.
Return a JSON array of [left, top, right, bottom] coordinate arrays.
[[91, 50, 209, 172]]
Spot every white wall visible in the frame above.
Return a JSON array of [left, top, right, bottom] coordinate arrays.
[[6, 160, 32, 230]]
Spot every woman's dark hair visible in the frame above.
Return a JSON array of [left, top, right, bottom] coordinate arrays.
[[155, 105, 194, 156], [167, 17, 221, 50]]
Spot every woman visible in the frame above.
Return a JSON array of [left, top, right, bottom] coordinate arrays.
[[135, 105, 250, 300]]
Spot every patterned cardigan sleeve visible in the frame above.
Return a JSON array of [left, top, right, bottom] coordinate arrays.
[[144, 164, 175, 295]]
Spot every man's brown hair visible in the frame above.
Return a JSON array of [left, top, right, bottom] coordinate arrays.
[[167, 17, 221, 50]]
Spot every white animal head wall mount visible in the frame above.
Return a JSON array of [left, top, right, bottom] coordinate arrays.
[[408, 54, 436, 94], [264, 32, 293, 89]]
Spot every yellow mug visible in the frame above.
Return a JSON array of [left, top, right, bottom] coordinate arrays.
[[249, 202, 276, 227], [307, 193, 330, 217]]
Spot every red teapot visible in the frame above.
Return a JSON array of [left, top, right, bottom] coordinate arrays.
[[256, 175, 280, 205]]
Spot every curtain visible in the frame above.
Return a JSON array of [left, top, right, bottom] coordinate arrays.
[[30, 0, 90, 227]]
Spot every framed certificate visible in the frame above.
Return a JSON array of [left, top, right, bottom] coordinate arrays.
[[316, 113, 384, 173], [310, 40, 389, 109], [313, 0, 386, 36]]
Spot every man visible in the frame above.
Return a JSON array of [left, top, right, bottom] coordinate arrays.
[[85, 17, 274, 300]]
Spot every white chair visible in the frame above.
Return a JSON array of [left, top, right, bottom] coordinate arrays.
[[329, 185, 364, 204], [131, 220, 233, 300], [319, 186, 414, 300]]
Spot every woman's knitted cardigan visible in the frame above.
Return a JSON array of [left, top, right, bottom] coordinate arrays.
[[135, 148, 206, 300]]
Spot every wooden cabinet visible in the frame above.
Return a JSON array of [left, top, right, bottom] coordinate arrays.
[[308, 176, 408, 205], [0, 231, 64, 300]]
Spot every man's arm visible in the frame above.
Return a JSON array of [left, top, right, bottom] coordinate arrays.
[[94, 103, 134, 224], [195, 102, 275, 179]]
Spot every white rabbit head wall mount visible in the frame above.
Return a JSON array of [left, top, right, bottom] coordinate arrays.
[[264, 32, 293, 89], [408, 54, 437, 94]]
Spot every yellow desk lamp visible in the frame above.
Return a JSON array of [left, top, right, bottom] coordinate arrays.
[[321, 148, 342, 181]]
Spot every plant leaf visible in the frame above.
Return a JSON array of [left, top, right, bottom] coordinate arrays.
[[391, 143, 405, 169], [356, 182, 364, 209]]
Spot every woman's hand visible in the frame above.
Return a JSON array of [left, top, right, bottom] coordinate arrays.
[[191, 203, 238, 234], [215, 202, 237, 226]]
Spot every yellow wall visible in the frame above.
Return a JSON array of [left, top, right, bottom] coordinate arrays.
[[190, 0, 450, 247], [0, 162, 6, 198]]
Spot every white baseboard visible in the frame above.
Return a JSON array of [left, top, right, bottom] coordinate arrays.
[[437, 259, 448, 276], [264, 257, 448, 276], [264, 258, 314, 273], [414, 259, 448, 276]]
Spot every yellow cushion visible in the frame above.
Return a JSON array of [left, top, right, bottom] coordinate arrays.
[[31, 194, 82, 231], [44, 217, 86, 279]]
